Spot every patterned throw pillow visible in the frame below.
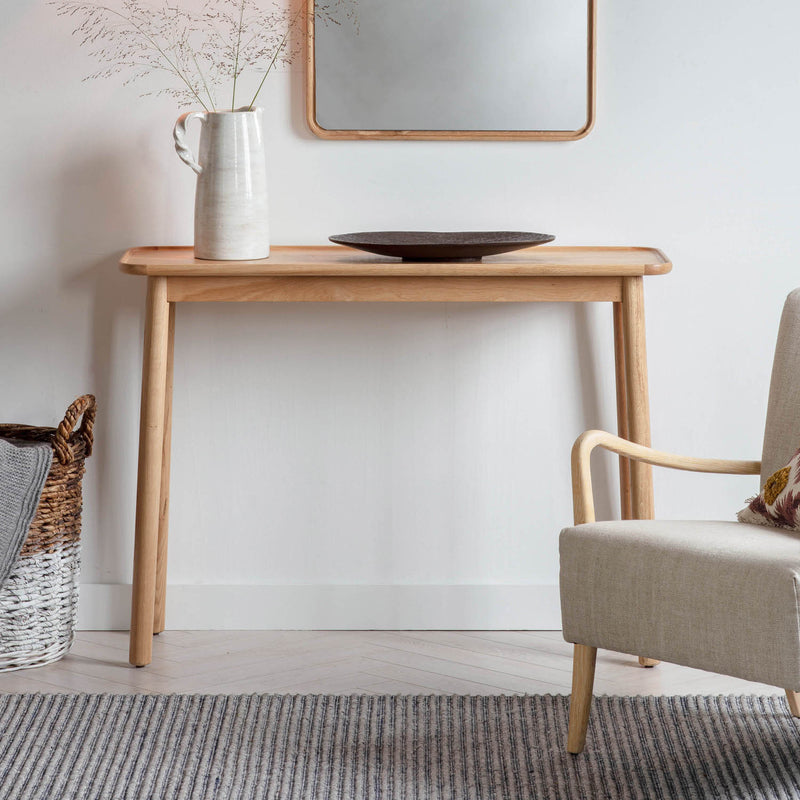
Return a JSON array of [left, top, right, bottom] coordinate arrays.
[[738, 450, 800, 529]]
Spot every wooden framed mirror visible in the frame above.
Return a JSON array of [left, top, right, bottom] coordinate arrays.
[[306, 0, 596, 141]]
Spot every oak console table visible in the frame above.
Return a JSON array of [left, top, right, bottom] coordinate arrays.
[[120, 245, 671, 666]]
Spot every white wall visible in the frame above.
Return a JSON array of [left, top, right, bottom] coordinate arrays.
[[2, 0, 798, 629]]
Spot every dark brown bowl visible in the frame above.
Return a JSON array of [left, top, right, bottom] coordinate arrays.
[[329, 231, 555, 261]]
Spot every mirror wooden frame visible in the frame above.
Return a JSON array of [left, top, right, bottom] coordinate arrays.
[[306, 0, 596, 141]]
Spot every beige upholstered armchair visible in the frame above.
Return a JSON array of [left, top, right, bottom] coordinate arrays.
[[559, 288, 800, 754]]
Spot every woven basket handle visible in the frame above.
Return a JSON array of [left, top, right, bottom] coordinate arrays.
[[53, 395, 96, 465]]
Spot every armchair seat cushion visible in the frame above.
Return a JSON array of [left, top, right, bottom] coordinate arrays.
[[560, 520, 800, 689]]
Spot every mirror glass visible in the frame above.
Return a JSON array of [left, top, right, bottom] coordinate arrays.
[[309, 0, 594, 140]]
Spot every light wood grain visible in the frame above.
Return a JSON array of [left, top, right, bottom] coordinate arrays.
[[154, 302, 175, 635], [120, 246, 672, 277], [165, 275, 624, 303], [785, 690, 800, 718], [130, 278, 170, 667], [571, 429, 761, 526], [0, 630, 786, 698], [621, 277, 654, 521], [122, 244, 670, 665], [612, 302, 633, 520], [567, 644, 597, 754], [305, 1, 596, 141], [622, 282, 658, 695]]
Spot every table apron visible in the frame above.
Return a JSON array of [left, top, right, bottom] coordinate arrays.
[[165, 275, 624, 303]]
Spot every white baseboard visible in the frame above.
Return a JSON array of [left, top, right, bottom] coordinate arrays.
[[76, 584, 562, 631]]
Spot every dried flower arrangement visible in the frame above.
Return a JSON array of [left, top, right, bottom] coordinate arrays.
[[51, 0, 356, 111]]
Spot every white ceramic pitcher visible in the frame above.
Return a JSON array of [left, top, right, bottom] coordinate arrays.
[[173, 108, 270, 260]]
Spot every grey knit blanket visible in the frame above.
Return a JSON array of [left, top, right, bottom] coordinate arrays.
[[0, 438, 52, 589]]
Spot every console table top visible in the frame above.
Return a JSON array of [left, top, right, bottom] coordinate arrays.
[[120, 245, 672, 278]]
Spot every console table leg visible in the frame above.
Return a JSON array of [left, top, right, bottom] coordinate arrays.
[[621, 277, 660, 669], [130, 277, 170, 667], [154, 302, 175, 635], [621, 277, 654, 520], [613, 302, 633, 520]]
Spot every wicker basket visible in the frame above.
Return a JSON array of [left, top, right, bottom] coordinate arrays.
[[0, 395, 96, 671]]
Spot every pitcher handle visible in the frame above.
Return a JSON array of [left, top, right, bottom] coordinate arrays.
[[173, 111, 206, 175]]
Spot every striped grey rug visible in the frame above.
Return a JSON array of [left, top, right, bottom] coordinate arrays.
[[0, 693, 798, 799]]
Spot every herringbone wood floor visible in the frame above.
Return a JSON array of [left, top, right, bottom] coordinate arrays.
[[0, 631, 782, 696]]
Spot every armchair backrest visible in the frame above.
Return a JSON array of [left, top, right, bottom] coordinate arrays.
[[761, 288, 800, 484]]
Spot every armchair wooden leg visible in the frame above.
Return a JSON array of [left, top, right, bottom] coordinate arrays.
[[567, 644, 597, 754], [785, 690, 800, 718], [638, 656, 660, 667]]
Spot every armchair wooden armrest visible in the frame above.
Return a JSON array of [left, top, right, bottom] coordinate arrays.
[[571, 429, 761, 525]]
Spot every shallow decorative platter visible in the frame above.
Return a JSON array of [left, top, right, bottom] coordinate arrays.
[[328, 231, 555, 262]]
